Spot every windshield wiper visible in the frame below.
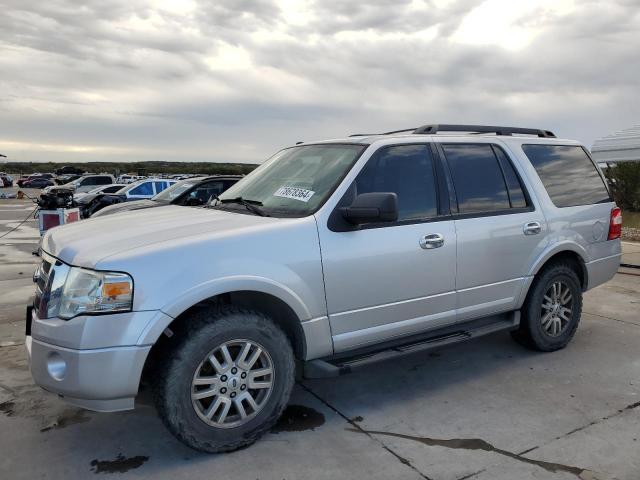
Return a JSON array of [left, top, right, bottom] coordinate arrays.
[[218, 197, 269, 217]]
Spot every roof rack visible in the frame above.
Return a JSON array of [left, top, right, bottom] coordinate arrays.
[[349, 124, 556, 138], [413, 124, 556, 138]]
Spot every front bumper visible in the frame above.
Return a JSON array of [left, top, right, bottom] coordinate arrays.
[[26, 334, 150, 412], [26, 306, 171, 412]]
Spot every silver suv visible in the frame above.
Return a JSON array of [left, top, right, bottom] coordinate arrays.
[[26, 124, 622, 452]]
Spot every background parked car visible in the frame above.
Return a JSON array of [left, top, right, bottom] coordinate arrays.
[[80, 178, 177, 217], [0, 174, 13, 187], [17, 173, 43, 187], [116, 174, 136, 184], [54, 174, 82, 185], [73, 184, 126, 202], [55, 165, 84, 176], [91, 175, 241, 217], [22, 177, 54, 189], [45, 174, 114, 194]]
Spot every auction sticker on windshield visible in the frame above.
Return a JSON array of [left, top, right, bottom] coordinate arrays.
[[273, 186, 315, 202]]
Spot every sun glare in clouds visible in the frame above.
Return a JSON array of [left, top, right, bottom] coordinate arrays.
[[452, 0, 576, 50], [204, 43, 252, 71]]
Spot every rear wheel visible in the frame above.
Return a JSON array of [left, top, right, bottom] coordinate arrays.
[[153, 306, 295, 452], [511, 263, 583, 351]]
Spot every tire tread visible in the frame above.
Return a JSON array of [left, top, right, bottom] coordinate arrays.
[[152, 305, 295, 453]]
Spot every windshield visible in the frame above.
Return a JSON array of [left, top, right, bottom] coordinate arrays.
[[153, 179, 199, 202], [215, 144, 365, 217]]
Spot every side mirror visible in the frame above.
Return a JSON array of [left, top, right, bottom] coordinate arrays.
[[341, 192, 398, 225]]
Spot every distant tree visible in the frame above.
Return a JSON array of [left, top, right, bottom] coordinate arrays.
[[605, 162, 640, 211], [3, 161, 258, 177]]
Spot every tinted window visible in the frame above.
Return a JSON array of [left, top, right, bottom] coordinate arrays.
[[130, 182, 154, 196], [193, 181, 224, 201], [103, 185, 122, 193], [355, 144, 437, 221], [522, 145, 610, 207], [492, 146, 527, 208], [443, 144, 510, 213], [95, 176, 112, 185]]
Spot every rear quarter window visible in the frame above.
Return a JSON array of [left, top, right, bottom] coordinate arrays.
[[522, 144, 610, 207]]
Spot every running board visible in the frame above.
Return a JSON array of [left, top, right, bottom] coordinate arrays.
[[303, 312, 520, 378]]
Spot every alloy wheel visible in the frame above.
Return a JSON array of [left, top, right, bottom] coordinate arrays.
[[191, 339, 274, 429], [540, 280, 573, 337]]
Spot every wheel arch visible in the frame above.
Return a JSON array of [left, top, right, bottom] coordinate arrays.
[[529, 246, 588, 290], [140, 287, 309, 384]]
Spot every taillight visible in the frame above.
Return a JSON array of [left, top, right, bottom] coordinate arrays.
[[608, 207, 622, 240]]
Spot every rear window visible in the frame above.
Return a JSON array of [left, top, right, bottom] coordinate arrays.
[[95, 176, 112, 185], [522, 145, 610, 207]]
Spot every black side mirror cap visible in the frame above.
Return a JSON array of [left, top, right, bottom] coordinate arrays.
[[340, 192, 398, 225]]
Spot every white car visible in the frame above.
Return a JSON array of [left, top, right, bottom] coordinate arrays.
[[116, 174, 140, 184], [73, 184, 126, 201]]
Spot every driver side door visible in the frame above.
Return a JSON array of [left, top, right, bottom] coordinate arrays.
[[317, 144, 457, 353]]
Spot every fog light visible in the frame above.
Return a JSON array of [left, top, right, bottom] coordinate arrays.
[[47, 352, 66, 381]]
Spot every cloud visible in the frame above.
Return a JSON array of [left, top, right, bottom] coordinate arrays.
[[0, 0, 638, 163]]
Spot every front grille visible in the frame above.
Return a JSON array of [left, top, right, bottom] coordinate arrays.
[[33, 256, 53, 317], [33, 252, 70, 319]]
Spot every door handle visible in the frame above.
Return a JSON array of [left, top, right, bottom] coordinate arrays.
[[419, 233, 444, 249], [523, 221, 542, 235]]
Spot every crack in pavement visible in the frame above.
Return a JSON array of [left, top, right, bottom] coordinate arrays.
[[518, 399, 640, 457], [455, 469, 486, 480], [299, 393, 640, 480], [0, 384, 16, 394], [348, 429, 603, 479], [299, 383, 433, 480], [583, 310, 640, 328]]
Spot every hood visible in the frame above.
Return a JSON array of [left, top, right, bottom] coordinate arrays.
[[75, 193, 98, 204], [94, 199, 157, 216], [42, 206, 279, 268]]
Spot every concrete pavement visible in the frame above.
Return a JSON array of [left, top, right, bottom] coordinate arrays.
[[0, 193, 639, 479]]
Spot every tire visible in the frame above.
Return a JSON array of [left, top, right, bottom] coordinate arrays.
[[511, 262, 583, 352], [153, 306, 295, 453]]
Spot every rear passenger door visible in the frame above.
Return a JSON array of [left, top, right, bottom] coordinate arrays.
[[438, 142, 547, 321]]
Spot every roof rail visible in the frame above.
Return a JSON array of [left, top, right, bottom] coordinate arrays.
[[349, 128, 416, 137], [349, 124, 556, 138], [412, 124, 556, 138]]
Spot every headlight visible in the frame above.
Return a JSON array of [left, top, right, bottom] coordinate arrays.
[[46, 266, 133, 319]]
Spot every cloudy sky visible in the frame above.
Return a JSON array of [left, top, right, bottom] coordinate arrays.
[[0, 0, 639, 164]]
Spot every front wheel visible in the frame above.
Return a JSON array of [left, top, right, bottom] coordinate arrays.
[[153, 307, 295, 452], [512, 263, 583, 352]]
